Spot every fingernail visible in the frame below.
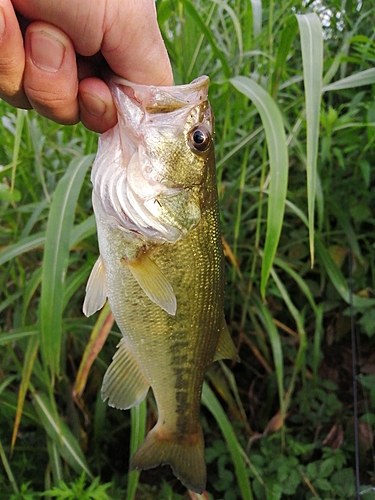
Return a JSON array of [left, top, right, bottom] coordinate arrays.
[[81, 92, 107, 118], [30, 30, 65, 72], [0, 9, 6, 40]]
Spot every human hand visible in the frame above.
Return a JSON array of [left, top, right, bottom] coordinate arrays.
[[0, 0, 173, 132]]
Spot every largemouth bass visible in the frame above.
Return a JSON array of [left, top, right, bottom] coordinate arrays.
[[83, 75, 238, 493]]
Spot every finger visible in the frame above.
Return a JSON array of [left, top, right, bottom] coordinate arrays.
[[23, 21, 79, 125], [102, 0, 173, 86], [0, 0, 30, 108], [14, 0, 173, 86], [79, 78, 117, 133]]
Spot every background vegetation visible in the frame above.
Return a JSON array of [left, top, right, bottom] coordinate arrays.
[[1, 0, 375, 498]]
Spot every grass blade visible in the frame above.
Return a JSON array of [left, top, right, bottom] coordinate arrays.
[[322, 67, 375, 91], [270, 268, 307, 414], [0, 439, 18, 494], [315, 237, 375, 309], [126, 399, 147, 500], [271, 16, 299, 96], [210, 0, 243, 67], [250, 0, 262, 38], [253, 294, 284, 416], [47, 437, 63, 484], [0, 328, 38, 345], [11, 334, 40, 451], [39, 154, 94, 379], [202, 383, 253, 500], [0, 216, 95, 268], [32, 391, 93, 478], [10, 109, 26, 192], [179, 0, 231, 78], [230, 76, 289, 297], [73, 302, 114, 399], [0, 233, 45, 266], [296, 13, 323, 266], [70, 215, 96, 246]]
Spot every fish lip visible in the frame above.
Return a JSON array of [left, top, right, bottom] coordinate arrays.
[[110, 74, 209, 94], [109, 74, 210, 113]]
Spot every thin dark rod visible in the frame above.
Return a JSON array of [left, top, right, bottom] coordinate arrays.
[[348, 247, 360, 499]]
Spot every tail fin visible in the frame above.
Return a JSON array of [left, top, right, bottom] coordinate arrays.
[[130, 423, 206, 493]]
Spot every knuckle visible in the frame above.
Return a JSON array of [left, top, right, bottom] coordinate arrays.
[[0, 58, 24, 96], [26, 86, 79, 125]]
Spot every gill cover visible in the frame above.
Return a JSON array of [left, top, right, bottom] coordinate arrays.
[[90, 75, 213, 243]]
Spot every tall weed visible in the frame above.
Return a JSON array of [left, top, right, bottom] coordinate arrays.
[[1, 0, 375, 497]]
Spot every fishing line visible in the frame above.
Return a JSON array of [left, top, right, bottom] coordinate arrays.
[[348, 246, 360, 499]]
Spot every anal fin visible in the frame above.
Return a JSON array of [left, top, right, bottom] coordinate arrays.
[[126, 254, 177, 316], [214, 319, 240, 362], [83, 255, 107, 317], [101, 338, 150, 410]]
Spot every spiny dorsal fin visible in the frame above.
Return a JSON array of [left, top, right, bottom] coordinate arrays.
[[101, 337, 150, 410], [127, 254, 177, 316], [83, 255, 107, 317], [214, 319, 240, 362]]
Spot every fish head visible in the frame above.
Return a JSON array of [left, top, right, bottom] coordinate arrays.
[[92, 76, 214, 242]]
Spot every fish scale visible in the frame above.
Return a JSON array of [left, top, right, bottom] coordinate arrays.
[[83, 76, 238, 493]]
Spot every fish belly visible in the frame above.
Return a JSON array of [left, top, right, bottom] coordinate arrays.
[[97, 191, 223, 493]]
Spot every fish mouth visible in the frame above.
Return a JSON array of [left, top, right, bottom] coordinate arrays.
[[109, 75, 210, 115]]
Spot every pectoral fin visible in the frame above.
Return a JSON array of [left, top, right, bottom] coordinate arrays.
[[214, 319, 240, 362], [101, 337, 150, 410], [83, 256, 107, 317], [127, 255, 177, 316]]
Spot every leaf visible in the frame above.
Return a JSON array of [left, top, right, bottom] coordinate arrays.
[[202, 383, 253, 499], [270, 268, 306, 413], [271, 16, 299, 96], [253, 294, 284, 416], [73, 302, 114, 399], [230, 76, 289, 297], [250, 0, 262, 38], [32, 391, 93, 478], [70, 215, 96, 246], [179, 0, 231, 78], [11, 334, 40, 451], [296, 13, 323, 266], [47, 437, 63, 484], [0, 233, 45, 266], [0, 215, 95, 268], [126, 399, 147, 500], [210, 0, 243, 67], [39, 154, 94, 379], [0, 328, 38, 345], [0, 438, 19, 494], [10, 109, 26, 192], [315, 237, 375, 309], [322, 67, 375, 91]]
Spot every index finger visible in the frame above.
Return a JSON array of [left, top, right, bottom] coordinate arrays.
[[13, 0, 173, 86], [101, 0, 173, 86]]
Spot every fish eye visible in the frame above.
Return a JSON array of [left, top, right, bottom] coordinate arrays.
[[189, 125, 211, 152]]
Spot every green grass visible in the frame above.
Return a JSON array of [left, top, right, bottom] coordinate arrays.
[[1, 0, 375, 498]]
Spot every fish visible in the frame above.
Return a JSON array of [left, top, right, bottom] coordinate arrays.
[[83, 75, 238, 493]]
